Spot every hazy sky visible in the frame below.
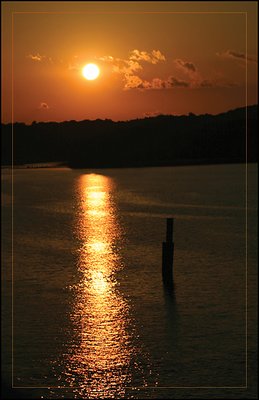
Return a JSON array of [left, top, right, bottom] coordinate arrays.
[[2, 1, 258, 123]]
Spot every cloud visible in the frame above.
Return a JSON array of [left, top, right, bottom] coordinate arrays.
[[38, 102, 49, 110], [98, 49, 167, 90], [198, 79, 214, 88], [151, 78, 167, 89], [124, 75, 190, 90], [27, 53, 54, 64], [99, 55, 114, 62], [217, 50, 257, 63], [99, 54, 142, 76], [194, 78, 238, 89], [124, 74, 144, 89], [99, 49, 237, 91], [27, 53, 46, 62], [98, 49, 165, 82], [125, 75, 237, 90], [129, 49, 166, 64], [175, 59, 197, 73], [173, 59, 237, 89], [114, 59, 143, 75], [152, 50, 166, 62], [168, 76, 190, 88]]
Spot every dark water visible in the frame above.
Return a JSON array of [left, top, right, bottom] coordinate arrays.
[[1, 164, 258, 399]]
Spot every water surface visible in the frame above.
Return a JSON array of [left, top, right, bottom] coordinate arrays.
[[1, 164, 257, 399]]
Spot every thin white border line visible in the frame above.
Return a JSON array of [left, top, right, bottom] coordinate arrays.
[[11, 9, 249, 391], [245, 11, 248, 390], [12, 11, 246, 14], [11, 10, 14, 389]]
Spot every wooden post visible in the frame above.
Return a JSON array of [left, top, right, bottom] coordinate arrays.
[[162, 218, 174, 287], [166, 217, 174, 242]]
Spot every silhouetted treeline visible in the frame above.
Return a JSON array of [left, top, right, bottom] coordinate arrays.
[[1, 105, 257, 168]]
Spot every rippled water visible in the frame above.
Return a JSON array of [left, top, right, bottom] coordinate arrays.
[[1, 164, 257, 399]]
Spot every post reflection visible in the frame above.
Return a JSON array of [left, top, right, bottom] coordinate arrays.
[[67, 174, 132, 398]]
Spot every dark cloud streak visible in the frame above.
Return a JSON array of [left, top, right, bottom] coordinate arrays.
[[217, 49, 257, 63], [175, 59, 197, 73]]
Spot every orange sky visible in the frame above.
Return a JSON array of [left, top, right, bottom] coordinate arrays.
[[2, 1, 258, 123]]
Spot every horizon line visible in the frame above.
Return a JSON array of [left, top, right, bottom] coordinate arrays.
[[2, 103, 257, 126]]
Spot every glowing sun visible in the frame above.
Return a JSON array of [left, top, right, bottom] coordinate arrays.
[[82, 63, 100, 80]]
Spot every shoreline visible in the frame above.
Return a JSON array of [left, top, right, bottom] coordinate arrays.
[[1, 159, 256, 171]]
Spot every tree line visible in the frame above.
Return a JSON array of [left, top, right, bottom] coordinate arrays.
[[1, 105, 257, 168]]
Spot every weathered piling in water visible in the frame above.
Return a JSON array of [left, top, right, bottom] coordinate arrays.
[[162, 218, 174, 287]]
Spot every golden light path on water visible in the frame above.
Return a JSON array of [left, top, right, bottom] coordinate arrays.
[[65, 174, 135, 398]]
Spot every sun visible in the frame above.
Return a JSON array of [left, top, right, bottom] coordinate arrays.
[[82, 63, 100, 80]]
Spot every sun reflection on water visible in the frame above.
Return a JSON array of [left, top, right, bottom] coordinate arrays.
[[66, 174, 133, 398]]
